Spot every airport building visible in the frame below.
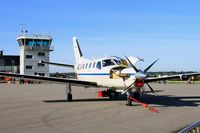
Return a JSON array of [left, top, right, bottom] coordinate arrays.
[[0, 31, 53, 78], [17, 32, 53, 76], [0, 51, 20, 73]]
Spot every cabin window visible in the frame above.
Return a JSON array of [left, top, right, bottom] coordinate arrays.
[[89, 63, 92, 69], [85, 63, 88, 69], [102, 59, 115, 67], [84, 64, 87, 69], [77, 65, 80, 70], [93, 62, 96, 68], [96, 61, 101, 69], [83, 64, 85, 69]]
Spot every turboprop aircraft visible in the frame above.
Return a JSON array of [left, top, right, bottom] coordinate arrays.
[[0, 36, 200, 106]]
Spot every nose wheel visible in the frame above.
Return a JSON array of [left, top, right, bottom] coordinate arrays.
[[126, 89, 141, 106], [66, 84, 72, 102]]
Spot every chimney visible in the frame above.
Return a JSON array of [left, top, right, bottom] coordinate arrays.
[[0, 51, 3, 56]]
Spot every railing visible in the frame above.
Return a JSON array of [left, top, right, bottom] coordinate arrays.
[[178, 120, 200, 133], [18, 33, 52, 39], [24, 45, 54, 51]]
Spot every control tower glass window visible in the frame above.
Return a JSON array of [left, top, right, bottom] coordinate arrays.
[[18, 39, 25, 46], [25, 39, 50, 47]]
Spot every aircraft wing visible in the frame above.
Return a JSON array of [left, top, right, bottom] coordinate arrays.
[[0, 72, 97, 87], [144, 73, 200, 83], [39, 60, 74, 68]]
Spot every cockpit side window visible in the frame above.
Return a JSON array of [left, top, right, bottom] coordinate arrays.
[[102, 59, 115, 67], [96, 61, 101, 69]]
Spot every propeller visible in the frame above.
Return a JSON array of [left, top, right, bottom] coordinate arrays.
[[121, 82, 135, 94], [144, 59, 159, 73], [146, 82, 155, 93], [125, 56, 139, 73], [125, 56, 159, 93]]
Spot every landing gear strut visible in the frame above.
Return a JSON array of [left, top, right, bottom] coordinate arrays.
[[126, 89, 132, 106], [66, 84, 72, 102]]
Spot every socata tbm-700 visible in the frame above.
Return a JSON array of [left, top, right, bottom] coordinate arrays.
[[1, 37, 199, 106]]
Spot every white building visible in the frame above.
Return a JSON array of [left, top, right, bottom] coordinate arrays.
[[17, 32, 53, 76]]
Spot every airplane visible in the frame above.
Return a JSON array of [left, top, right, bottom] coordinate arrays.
[[0, 36, 200, 106]]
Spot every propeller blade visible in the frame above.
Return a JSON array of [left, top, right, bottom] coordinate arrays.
[[125, 56, 139, 73], [146, 83, 155, 93], [144, 59, 159, 73], [121, 82, 134, 94]]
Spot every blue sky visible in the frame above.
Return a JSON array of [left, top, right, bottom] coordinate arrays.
[[0, 0, 200, 72]]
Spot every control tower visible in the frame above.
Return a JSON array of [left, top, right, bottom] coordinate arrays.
[[17, 31, 53, 76]]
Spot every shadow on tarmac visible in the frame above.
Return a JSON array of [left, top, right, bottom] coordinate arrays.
[[43, 90, 200, 107], [142, 95, 200, 107]]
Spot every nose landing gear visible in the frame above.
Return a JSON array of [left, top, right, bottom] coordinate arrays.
[[66, 84, 72, 102], [126, 89, 141, 106]]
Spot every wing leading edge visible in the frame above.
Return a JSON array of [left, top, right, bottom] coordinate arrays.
[[39, 60, 74, 68], [145, 73, 200, 83], [0, 72, 97, 87]]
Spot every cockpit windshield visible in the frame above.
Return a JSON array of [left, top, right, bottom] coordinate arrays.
[[102, 59, 115, 67], [101, 56, 128, 67], [111, 56, 128, 67]]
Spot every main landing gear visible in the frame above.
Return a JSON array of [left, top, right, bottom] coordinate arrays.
[[66, 84, 72, 102]]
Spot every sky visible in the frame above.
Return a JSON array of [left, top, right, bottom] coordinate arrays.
[[0, 0, 200, 72]]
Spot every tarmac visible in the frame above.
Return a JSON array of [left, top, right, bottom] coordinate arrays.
[[0, 83, 200, 133]]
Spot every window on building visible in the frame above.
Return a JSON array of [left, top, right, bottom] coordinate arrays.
[[96, 61, 101, 69], [26, 66, 33, 69], [38, 52, 45, 56], [26, 55, 33, 59], [38, 63, 45, 67], [0, 59, 5, 66], [38, 73, 45, 76]]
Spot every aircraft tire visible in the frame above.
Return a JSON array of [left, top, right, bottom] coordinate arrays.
[[126, 98, 132, 106], [67, 93, 72, 102]]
